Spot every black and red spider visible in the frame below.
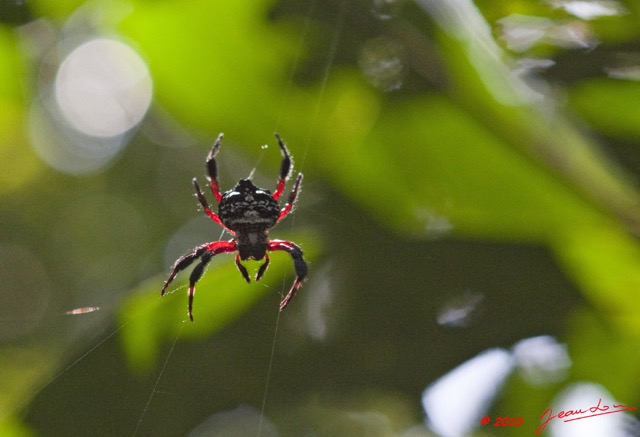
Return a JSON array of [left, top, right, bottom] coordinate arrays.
[[161, 133, 307, 321]]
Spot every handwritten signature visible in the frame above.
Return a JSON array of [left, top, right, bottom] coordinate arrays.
[[536, 398, 637, 434]]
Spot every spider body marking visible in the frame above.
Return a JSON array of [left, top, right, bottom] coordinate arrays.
[[161, 133, 307, 321], [218, 179, 279, 260]]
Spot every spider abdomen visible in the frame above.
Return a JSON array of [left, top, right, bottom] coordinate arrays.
[[218, 179, 280, 233], [236, 230, 269, 260]]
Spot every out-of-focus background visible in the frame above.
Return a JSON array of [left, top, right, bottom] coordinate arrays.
[[2, 0, 640, 435]]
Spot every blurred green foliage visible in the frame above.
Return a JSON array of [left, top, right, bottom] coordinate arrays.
[[1, 0, 640, 435]]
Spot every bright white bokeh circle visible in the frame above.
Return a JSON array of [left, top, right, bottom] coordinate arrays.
[[55, 37, 152, 138]]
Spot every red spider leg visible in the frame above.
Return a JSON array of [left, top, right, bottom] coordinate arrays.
[[273, 133, 293, 201], [186, 241, 237, 321], [160, 240, 237, 321], [277, 173, 303, 223], [193, 178, 233, 233], [205, 133, 224, 203], [267, 239, 307, 310], [161, 242, 212, 297]]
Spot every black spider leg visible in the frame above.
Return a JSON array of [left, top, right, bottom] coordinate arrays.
[[187, 251, 213, 321], [256, 254, 270, 281], [277, 173, 303, 223], [161, 240, 237, 321], [193, 178, 232, 233], [267, 240, 307, 310], [235, 254, 251, 283], [273, 133, 293, 201], [206, 133, 224, 203], [234, 253, 270, 284], [272, 133, 303, 222], [190, 133, 234, 233], [161, 242, 210, 297]]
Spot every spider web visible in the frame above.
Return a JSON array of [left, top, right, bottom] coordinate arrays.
[[130, 2, 346, 431], [258, 4, 346, 435], [6, 2, 347, 436]]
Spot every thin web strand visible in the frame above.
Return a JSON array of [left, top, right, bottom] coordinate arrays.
[[133, 320, 185, 436], [258, 2, 346, 435]]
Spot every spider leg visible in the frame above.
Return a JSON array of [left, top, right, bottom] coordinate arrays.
[[277, 173, 303, 223], [187, 252, 213, 321], [205, 133, 224, 203], [161, 240, 237, 321], [235, 253, 251, 283], [267, 239, 307, 310], [273, 133, 293, 201], [193, 178, 233, 233], [256, 253, 270, 281], [161, 242, 211, 297]]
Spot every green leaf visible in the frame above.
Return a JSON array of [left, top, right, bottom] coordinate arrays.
[[119, 0, 298, 136], [570, 79, 640, 141]]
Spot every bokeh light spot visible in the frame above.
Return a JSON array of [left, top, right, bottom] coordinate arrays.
[[55, 37, 152, 138]]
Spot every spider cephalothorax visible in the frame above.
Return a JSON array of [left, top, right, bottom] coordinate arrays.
[[161, 133, 307, 321]]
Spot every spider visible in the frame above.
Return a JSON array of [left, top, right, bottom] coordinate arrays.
[[161, 133, 307, 321]]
